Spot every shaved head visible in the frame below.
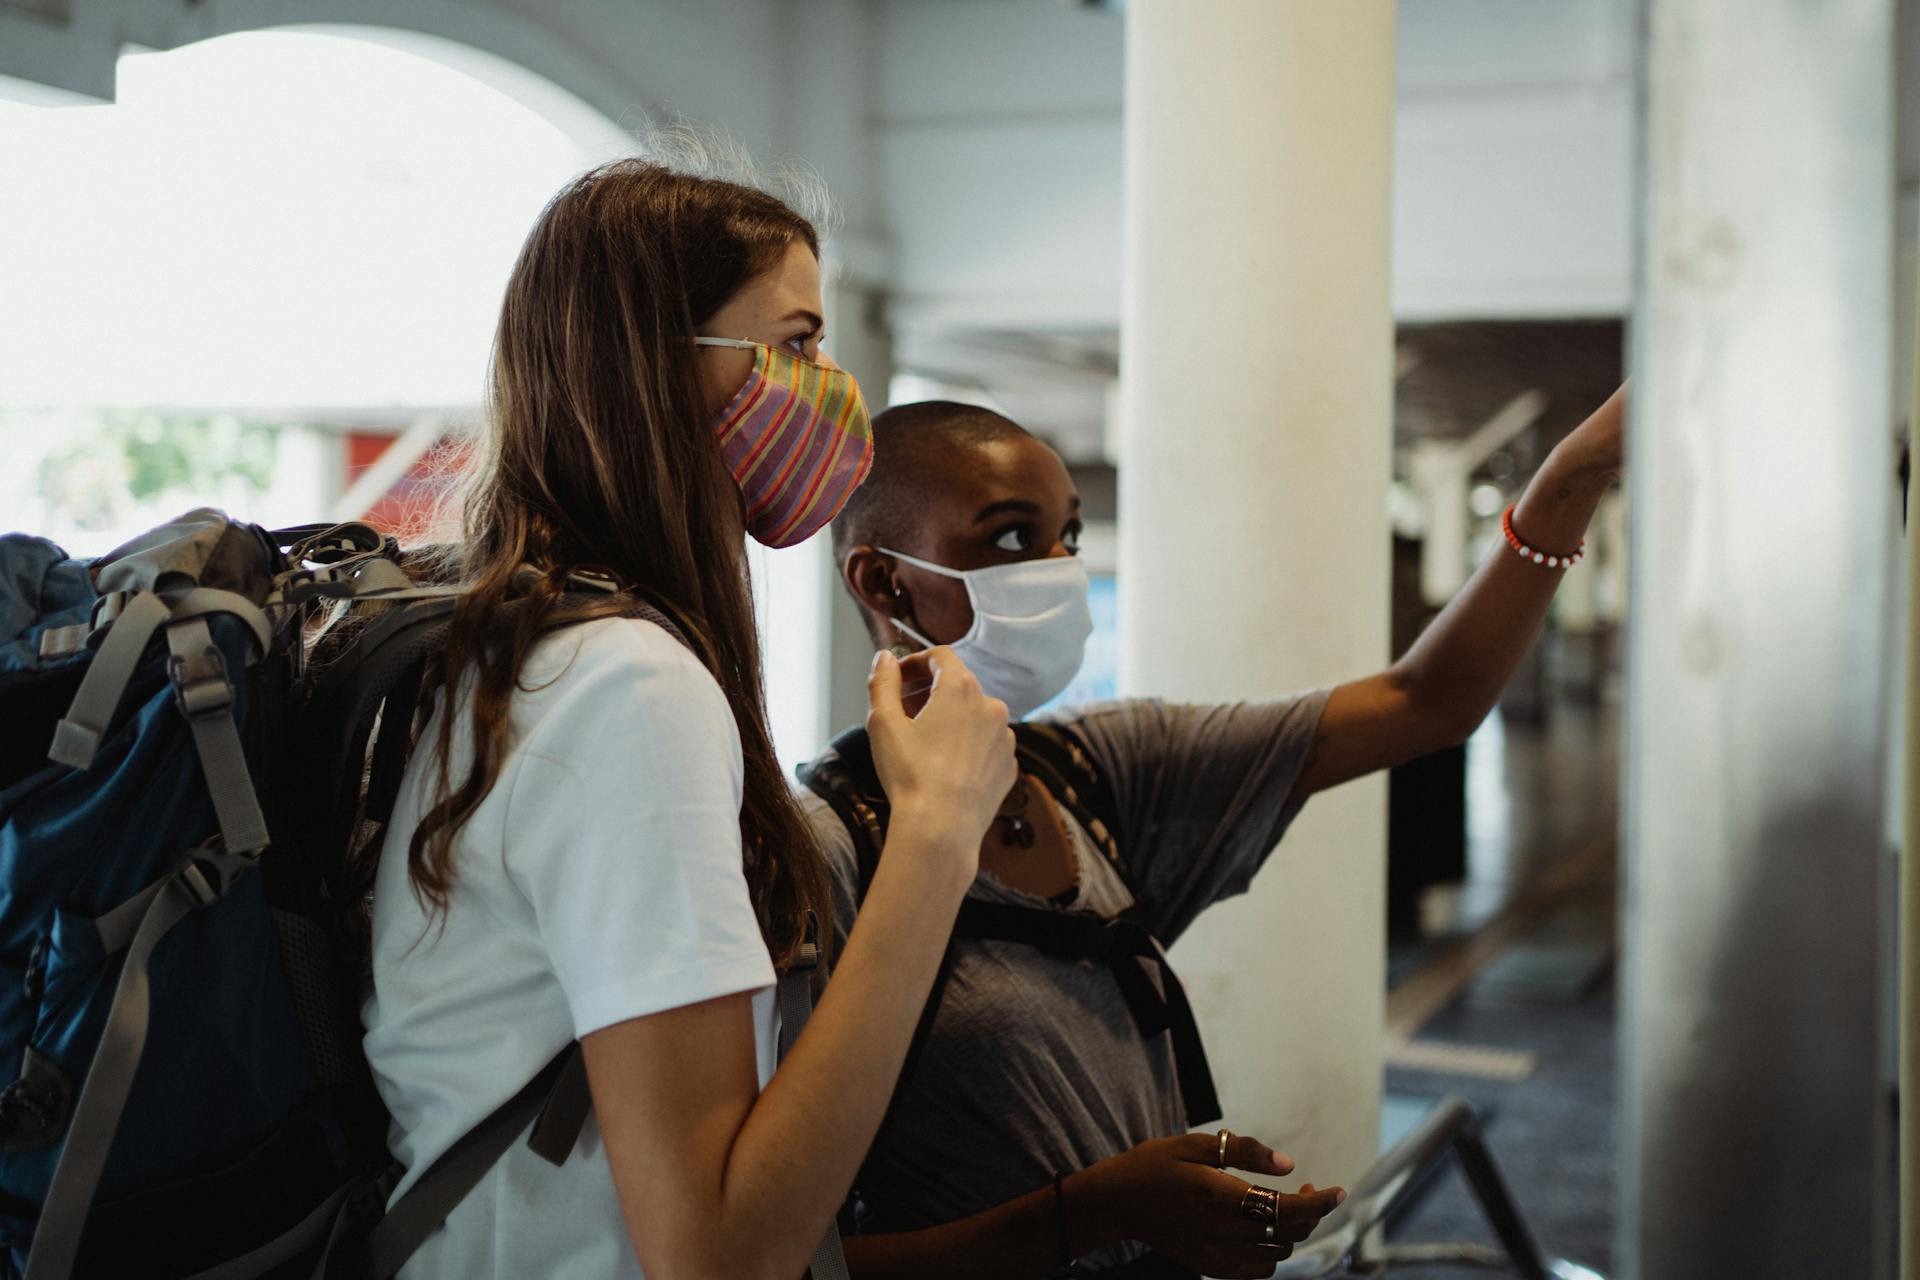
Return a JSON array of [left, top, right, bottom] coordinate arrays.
[[833, 400, 1081, 649], [830, 401, 1034, 564]]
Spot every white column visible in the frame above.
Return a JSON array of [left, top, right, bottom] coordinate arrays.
[[1119, 1, 1395, 1187], [1624, 1, 1897, 1276], [1409, 444, 1470, 608]]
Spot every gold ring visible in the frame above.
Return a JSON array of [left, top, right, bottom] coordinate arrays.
[[1216, 1128, 1232, 1169], [1237, 1185, 1279, 1223]]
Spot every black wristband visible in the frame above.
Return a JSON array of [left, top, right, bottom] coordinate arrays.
[[1052, 1172, 1072, 1275]]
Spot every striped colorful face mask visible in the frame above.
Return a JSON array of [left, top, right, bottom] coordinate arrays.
[[694, 337, 874, 548]]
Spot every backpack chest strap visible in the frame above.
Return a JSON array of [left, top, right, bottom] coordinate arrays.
[[952, 900, 1221, 1128]]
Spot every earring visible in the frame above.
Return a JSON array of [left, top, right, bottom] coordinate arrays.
[[888, 640, 914, 660]]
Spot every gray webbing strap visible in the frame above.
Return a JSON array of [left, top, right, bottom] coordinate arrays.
[[36, 624, 90, 661], [162, 588, 273, 657], [23, 866, 213, 1280], [773, 924, 852, 1280], [47, 591, 171, 769], [165, 618, 270, 855], [91, 880, 168, 956]]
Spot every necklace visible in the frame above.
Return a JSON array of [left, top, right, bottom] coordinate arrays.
[[994, 776, 1036, 849]]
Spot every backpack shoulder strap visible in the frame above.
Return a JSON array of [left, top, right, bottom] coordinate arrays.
[[771, 916, 853, 1280], [796, 726, 888, 903], [1013, 721, 1136, 894], [356, 1044, 583, 1280]]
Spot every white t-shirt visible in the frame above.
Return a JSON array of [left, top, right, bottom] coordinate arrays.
[[362, 618, 780, 1279]]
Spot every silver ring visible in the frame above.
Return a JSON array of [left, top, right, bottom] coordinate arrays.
[[1237, 1185, 1280, 1223], [1216, 1128, 1232, 1169]]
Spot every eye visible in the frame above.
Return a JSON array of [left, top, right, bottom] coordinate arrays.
[[1062, 521, 1083, 554], [785, 330, 823, 359], [993, 526, 1034, 553]]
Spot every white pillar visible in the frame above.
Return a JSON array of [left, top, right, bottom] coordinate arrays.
[[1624, 1, 1897, 1275], [1409, 443, 1470, 608], [1119, 0, 1395, 1187]]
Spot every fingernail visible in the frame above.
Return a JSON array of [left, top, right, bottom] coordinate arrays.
[[870, 649, 885, 673], [1336, 1190, 1347, 1204]]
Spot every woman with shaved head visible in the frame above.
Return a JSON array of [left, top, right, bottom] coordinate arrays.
[[801, 388, 1625, 1279]]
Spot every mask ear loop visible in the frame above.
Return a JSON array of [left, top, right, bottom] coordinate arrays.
[[892, 617, 935, 653], [867, 549, 943, 656]]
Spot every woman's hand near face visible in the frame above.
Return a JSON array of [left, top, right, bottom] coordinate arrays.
[[1074, 1133, 1346, 1278], [867, 647, 1016, 890]]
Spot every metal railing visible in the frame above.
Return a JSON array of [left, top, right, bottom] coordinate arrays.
[[1267, 1096, 1604, 1279]]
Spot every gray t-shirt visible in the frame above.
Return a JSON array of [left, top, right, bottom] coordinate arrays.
[[799, 690, 1331, 1265]]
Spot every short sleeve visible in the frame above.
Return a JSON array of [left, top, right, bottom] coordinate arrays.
[[500, 621, 775, 1038], [1046, 691, 1333, 944]]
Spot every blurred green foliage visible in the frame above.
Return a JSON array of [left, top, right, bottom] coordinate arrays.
[[19, 410, 284, 534]]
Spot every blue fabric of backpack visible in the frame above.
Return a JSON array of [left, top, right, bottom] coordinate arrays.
[[0, 523, 353, 1278]]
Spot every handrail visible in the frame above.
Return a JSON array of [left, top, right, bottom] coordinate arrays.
[[1267, 1094, 1588, 1280]]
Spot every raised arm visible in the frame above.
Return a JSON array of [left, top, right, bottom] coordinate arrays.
[[1290, 384, 1625, 800], [584, 649, 1016, 1280]]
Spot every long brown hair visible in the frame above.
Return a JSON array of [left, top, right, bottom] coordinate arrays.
[[405, 159, 830, 969]]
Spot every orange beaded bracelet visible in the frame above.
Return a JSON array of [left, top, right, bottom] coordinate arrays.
[[1501, 505, 1584, 569]]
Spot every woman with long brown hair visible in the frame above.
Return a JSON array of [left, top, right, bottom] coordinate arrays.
[[360, 159, 1016, 1279]]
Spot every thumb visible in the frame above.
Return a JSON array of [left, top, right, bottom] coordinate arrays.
[[867, 650, 905, 727]]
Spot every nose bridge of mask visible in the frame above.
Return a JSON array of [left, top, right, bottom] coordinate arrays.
[[694, 336, 860, 394]]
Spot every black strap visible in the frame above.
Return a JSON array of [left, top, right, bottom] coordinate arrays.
[[524, 1048, 590, 1167], [801, 726, 888, 894], [24, 856, 248, 1280], [355, 1045, 580, 1280], [802, 723, 1128, 906], [179, 1179, 359, 1280], [800, 722, 1178, 1084], [771, 916, 852, 1280], [953, 901, 1220, 1127], [797, 723, 1218, 1131], [345, 594, 695, 1280], [360, 658, 424, 830]]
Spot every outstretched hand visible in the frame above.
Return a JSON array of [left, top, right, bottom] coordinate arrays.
[[1074, 1132, 1346, 1278]]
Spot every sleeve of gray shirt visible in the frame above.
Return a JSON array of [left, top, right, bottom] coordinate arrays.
[[800, 789, 866, 950], [1045, 689, 1333, 945]]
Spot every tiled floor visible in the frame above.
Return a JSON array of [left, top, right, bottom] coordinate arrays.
[[1377, 696, 1621, 1278]]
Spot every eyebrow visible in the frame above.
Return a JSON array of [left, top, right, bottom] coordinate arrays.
[[779, 308, 824, 332], [971, 496, 1083, 524]]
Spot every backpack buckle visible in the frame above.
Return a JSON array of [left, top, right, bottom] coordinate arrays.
[[790, 910, 822, 973], [181, 841, 260, 906], [167, 643, 233, 720]]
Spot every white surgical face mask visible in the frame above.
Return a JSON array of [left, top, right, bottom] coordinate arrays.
[[881, 547, 1094, 719]]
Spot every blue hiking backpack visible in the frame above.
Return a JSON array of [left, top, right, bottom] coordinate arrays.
[[0, 509, 848, 1280], [0, 510, 749, 1279]]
